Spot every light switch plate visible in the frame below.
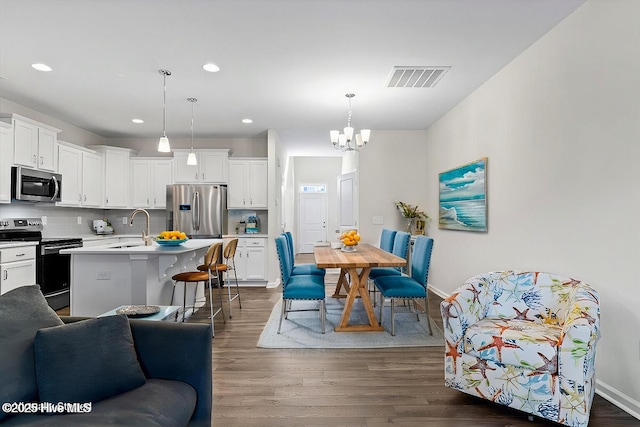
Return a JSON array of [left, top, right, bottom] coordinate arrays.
[[77, 216, 82, 225], [372, 216, 384, 225]]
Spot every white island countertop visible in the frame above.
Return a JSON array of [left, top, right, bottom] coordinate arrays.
[[61, 238, 216, 255]]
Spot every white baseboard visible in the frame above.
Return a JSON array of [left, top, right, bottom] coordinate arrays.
[[596, 379, 640, 421], [427, 283, 449, 300], [428, 282, 640, 421], [267, 278, 280, 289]]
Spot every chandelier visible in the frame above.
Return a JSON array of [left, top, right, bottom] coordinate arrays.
[[330, 93, 370, 151]]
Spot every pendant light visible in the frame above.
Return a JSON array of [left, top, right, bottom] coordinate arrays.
[[157, 69, 172, 152], [187, 98, 198, 165]]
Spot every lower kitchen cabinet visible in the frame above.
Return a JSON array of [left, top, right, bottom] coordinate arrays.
[[0, 245, 36, 295], [230, 237, 266, 282]]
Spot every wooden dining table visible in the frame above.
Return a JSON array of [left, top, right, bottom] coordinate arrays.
[[313, 243, 406, 332]]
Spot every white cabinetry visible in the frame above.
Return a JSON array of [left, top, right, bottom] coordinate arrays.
[[10, 115, 59, 171], [131, 159, 172, 208], [57, 142, 103, 207], [102, 148, 131, 208], [232, 237, 266, 281], [87, 146, 133, 208], [0, 245, 36, 295], [227, 159, 268, 209], [0, 121, 13, 203], [173, 149, 228, 183]]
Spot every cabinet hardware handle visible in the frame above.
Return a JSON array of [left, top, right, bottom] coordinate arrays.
[[32, 154, 37, 163], [3, 270, 7, 280], [40, 156, 44, 165], [79, 194, 82, 202], [84, 195, 87, 202], [195, 172, 198, 180], [201, 173, 205, 180], [147, 198, 149, 204], [106, 197, 109, 204], [15, 253, 25, 257]]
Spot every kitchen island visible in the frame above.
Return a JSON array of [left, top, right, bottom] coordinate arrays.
[[62, 239, 220, 317]]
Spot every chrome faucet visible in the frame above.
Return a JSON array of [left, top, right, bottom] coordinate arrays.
[[129, 209, 152, 246]]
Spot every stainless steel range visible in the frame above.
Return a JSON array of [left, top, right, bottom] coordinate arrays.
[[0, 218, 82, 310]]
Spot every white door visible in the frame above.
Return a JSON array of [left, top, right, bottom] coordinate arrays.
[[298, 193, 327, 253], [338, 171, 358, 231]]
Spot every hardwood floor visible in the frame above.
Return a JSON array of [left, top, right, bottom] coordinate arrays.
[[183, 260, 638, 427], [56, 253, 635, 426]]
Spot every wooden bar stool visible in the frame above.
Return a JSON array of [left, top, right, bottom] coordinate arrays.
[[198, 239, 242, 318], [171, 242, 225, 336]]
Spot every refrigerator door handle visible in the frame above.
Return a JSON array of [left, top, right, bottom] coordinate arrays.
[[193, 191, 200, 231]]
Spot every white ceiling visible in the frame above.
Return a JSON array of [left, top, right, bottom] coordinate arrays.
[[0, 0, 585, 157]]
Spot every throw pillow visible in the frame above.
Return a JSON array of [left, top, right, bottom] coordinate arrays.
[[34, 314, 146, 405], [0, 285, 63, 422]]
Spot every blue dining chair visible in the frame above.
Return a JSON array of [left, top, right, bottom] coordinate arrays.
[[373, 235, 434, 336], [379, 228, 397, 253], [275, 236, 326, 334], [368, 231, 411, 305], [283, 231, 326, 276]]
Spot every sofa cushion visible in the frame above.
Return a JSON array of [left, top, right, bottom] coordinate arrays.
[[0, 379, 196, 426], [0, 285, 63, 422], [464, 318, 561, 374], [34, 315, 146, 404]]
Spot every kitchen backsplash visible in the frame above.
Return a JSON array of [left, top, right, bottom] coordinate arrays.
[[0, 204, 167, 238]]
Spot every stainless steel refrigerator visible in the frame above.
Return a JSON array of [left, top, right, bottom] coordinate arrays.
[[166, 184, 227, 238]]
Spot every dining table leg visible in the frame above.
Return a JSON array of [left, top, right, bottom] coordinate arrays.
[[335, 267, 384, 332], [331, 268, 351, 298]]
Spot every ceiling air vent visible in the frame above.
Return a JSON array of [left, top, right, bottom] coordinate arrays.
[[386, 66, 451, 88]]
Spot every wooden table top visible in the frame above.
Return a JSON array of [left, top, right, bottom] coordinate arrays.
[[314, 243, 406, 269]]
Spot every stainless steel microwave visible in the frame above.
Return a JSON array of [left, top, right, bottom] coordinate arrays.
[[11, 166, 62, 202]]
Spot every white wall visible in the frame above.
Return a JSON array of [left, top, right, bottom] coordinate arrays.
[[424, 0, 640, 416], [107, 136, 267, 157], [358, 130, 429, 245], [0, 97, 106, 146]]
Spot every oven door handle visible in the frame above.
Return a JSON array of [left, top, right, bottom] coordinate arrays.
[[41, 244, 82, 254]]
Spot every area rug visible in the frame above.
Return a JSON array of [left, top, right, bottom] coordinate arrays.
[[257, 295, 444, 349]]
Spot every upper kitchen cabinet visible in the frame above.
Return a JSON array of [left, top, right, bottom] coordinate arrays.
[[173, 149, 228, 183], [227, 158, 268, 209], [130, 159, 172, 209], [91, 146, 134, 208], [57, 141, 103, 207], [0, 120, 13, 203], [8, 114, 60, 172]]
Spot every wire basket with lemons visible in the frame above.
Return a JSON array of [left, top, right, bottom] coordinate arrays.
[[155, 230, 188, 246], [339, 229, 360, 252]]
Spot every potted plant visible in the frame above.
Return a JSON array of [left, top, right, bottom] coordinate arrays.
[[395, 201, 429, 234]]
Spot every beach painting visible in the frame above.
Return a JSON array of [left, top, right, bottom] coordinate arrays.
[[439, 157, 487, 232]]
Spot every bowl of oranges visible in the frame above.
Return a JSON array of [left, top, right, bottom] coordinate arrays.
[[339, 229, 361, 252], [155, 230, 188, 246]]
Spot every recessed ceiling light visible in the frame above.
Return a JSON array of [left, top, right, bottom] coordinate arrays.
[[242, 118, 253, 124], [132, 119, 144, 124], [31, 63, 52, 72], [203, 63, 220, 73]]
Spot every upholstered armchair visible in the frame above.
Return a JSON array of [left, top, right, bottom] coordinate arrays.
[[440, 271, 600, 427]]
